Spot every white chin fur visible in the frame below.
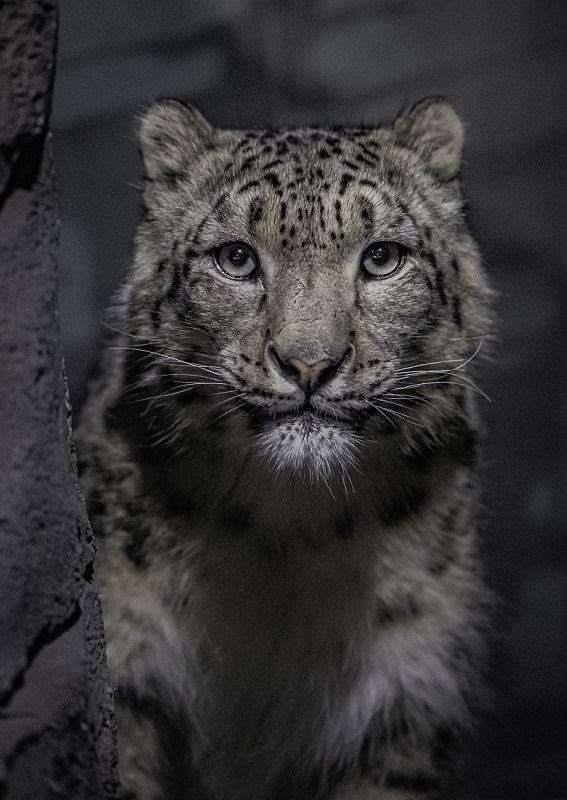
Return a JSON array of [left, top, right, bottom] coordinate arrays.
[[255, 412, 360, 482]]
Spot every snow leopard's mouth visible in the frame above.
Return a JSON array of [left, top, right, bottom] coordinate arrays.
[[254, 405, 352, 428]]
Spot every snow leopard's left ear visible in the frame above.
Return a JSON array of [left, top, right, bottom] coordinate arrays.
[[139, 99, 214, 181], [393, 97, 464, 181]]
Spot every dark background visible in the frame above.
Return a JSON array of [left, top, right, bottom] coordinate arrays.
[[52, 2, 566, 798]]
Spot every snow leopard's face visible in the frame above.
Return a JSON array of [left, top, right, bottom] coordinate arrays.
[[125, 98, 489, 479]]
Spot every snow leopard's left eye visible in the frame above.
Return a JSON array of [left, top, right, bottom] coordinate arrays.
[[214, 242, 259, 280], [360, 241, 405, 278]]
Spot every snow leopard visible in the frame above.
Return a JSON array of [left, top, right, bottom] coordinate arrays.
[[77, 96, 493, 800]]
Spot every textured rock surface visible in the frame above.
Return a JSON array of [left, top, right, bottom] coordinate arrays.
[[0, 1, 117, 796]]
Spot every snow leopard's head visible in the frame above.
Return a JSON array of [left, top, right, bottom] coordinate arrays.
[[122, 97, 490, 480]]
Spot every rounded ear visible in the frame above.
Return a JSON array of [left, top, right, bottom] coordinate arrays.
[[393, 97, 464, 181], [139, 99, 214, 181]]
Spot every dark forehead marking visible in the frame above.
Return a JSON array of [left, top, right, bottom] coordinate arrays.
[[357, 142, 381, 162], [192, 216, 209, 245], [232, 139, 249, 154], [341, 159, 361, 172], [262, 158, 284, 171], [317, 196, 326, 231], [339, 173, 355, 196], [355, 152, 377, 168], [211, 192, 228, 214], [358, 196, 374, 234], [334, 199, 343, 229], [239, 154, 259, 173], [264, 172, 281, 190], [385, 166, 402, 186], [238, 178, 260, 194], [393, 197, 420, 232], [248, 196, 264, 231], [192, 193, 228, 244], [358, 180, 399, 215], [348, 128, 371, 138]]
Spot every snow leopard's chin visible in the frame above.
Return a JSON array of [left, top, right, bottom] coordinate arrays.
[[254, 411, 361, 481]]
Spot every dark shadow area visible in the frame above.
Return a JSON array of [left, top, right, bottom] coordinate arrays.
[[52, 2, 566, 798]]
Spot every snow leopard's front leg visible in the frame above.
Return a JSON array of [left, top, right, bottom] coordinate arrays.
[[115, 687, 208, 800], [331, 782, 443, 800], [330, 737, 458, 800], [100, 557, 195, 800], [115, 694, 165, 800], [332, 789, 434, 800]]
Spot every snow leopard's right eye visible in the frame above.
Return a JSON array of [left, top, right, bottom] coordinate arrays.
[[360, 241, 405, 279], [213, 242, 259, 280]]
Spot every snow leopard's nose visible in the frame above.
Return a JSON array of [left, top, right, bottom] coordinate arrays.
[[267, 345, 350, 396]]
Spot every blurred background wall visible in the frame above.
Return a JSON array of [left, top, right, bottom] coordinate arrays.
[[52, 2, 566, 798]]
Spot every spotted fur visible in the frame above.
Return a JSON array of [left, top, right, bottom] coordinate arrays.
[[78, 97, 493, 800]]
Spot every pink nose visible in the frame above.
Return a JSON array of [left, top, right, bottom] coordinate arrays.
[[269, 347, 349, 395]]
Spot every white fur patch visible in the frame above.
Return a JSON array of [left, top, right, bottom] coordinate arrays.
[[254, 412, 362, 483]]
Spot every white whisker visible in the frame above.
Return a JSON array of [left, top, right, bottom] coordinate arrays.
[[133, 381, 227, 405], [208, 400, 250, 426], [390, 377, 491, 402], [395, 337, 485, 378], [109, 345, 227, 378], [382, 392, 439, 409]]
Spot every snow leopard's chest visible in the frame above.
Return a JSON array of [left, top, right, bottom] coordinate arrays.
[[166, 525, 463, 800]]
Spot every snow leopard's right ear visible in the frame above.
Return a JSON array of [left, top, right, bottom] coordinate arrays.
[[139, 99, 214, 181], [393, 97, 464, 182]]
